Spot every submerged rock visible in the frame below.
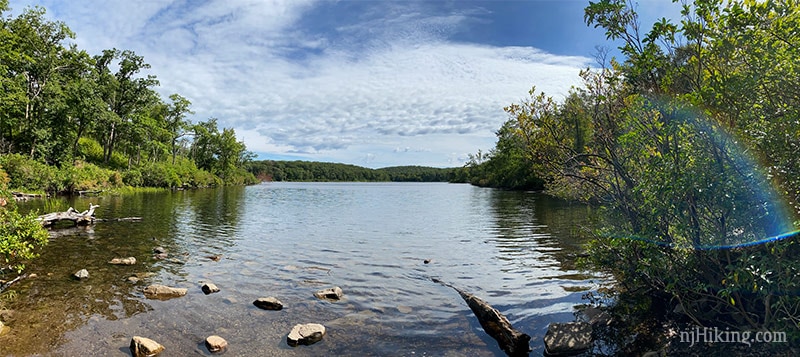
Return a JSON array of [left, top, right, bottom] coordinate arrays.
[[109, 257, 137, 265], [126, 276, 140, 284], [143, 284, 188, 300], [130, 336, 164, 357], [0, 310, 14, 323], [287, 323, 326, 346], [253, 297, 283, 310], [314, 286, 343, 300], [73, 269, 89, 280], [153, 247, 166, 254], [153, 253, 168, 260], [205, 335, 228, 353], [544, 322, 592, 356], [202, 283, 220, 295], [580, 306, 611, 327]]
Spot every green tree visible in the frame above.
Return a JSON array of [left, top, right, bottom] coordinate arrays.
[[3, 5, 75, 160], [191, 119, 254, 183], [477, 0, 800, 340], [165, 93, 193, 165], [93, 48, 160, 165]]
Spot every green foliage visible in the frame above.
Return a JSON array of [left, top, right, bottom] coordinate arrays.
[[0, 208, 49, 273], [377, 166, 455, 182], [457, 118, 545, 190], [0, 166, 48, 274], [60, 161, 123, 192], [121, 169, 143, 187], [248, 160, 455, 183], [137, 157, 224, 188], [76, 137, 105, 163], [470, 0, 800, 343], [0, 154, 60, 192], [0, 5, 255, 193]]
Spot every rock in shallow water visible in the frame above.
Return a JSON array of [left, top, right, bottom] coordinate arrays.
[[202, 283, 220, 295], [109, 257, 136, 265], [314, 286, 343, 300], [130, 336, 164, 357], [73, 269, 89, 280], [543, 322, 592, 356], [143, 284, 188, 300], [205, 335, 228, 353], [253, 297, 283, 310], [287, 323, 326, 346]]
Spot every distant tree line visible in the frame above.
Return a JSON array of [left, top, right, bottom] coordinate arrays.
[[0, 1, 256, 193], [248, 160, 457, 182]]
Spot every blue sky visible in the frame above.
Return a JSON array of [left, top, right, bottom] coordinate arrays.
[[9, 0, 682, 168]]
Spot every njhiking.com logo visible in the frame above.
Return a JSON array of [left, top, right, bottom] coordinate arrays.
[[679, 326, 787, 347]]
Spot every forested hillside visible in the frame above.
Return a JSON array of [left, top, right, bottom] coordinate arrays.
[[248, 160, 456, 182], [0, 1, 255, 193]]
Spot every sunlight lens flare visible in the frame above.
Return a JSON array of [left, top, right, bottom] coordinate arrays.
[[610, 98, 797, 250]]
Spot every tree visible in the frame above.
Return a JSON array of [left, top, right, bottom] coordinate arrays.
[[3, 5, 75, 160], [191, 119, 254, 183], [476, 0, 800, 338], [165, 93, 193, 164], [93, 48, 160, 165]]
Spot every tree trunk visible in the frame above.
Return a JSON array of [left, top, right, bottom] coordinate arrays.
[[433, 278, 531, 356], [37, 204, 99, 227], [104, 122, 116, 164]]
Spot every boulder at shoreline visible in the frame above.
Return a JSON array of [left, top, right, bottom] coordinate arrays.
[[287, 323, 326, 346], [130, 336, 164, 357], [314, 286, 343, 300], [205, 335, 228, 353], [202, 283, 220, 295], [253, 297, 283, 310]]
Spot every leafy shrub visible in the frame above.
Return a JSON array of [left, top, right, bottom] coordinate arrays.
[[122, 169, 143, 187], [0, 154, 60, 192], [191, 169, 221, 187], [76, 138, 129, 170], [0, 166, 9, 187], [140, 162, 181, 188], [108, 171, 124, 187], [0, 169, 49, 273], [60, 161, 121, 192], [76, 137, 104, 164], [0, 208, 49, 273]]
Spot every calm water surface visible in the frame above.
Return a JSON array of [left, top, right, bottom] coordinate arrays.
[[3, 182, 604, 356]]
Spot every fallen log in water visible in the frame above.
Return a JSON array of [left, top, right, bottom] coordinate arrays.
[[11, 191, 46, 201], [433, 278, 531, 356], [0, 273, 28, 294], [95, 217, 143, 222], [37, 203, 99, 228]]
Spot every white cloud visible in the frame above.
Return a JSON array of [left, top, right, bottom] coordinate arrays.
[[11, 0, 592, 168]]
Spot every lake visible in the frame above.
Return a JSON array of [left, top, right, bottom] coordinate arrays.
[[2, 182, 604, 356]]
